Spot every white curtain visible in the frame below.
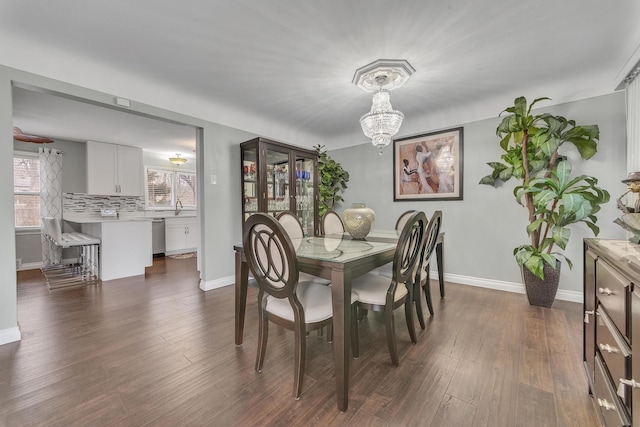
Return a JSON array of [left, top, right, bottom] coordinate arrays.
[[40, 147, 63, 266]]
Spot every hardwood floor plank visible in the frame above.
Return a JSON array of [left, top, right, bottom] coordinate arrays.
[[0, 261, 600, 426]]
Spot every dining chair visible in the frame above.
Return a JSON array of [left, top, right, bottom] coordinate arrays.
[[351, 210, 427, 365], [375, 209, 418, 278], [276, 211, 331, 286], [321, 210, 345, 236], [414, 210, 443, 328], [243, 213, 358, 399]]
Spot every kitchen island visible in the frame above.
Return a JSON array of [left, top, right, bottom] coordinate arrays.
[[64, 215, 153, 281]]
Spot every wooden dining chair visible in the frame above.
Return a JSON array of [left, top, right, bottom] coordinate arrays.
[[375, 209, 418, 278], [351, 210, 427, 365], [414, 210, 443, 328], [276, 211, 331, 286], [321, 210, 345, 236], [243, 213, 358, 399]]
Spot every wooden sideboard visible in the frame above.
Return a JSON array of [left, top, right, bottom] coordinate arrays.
[[584, 239, 640, 427]]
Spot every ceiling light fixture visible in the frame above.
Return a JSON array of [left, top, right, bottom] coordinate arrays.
[[169, 153, 187, 166], [353, 59, 415, 154]]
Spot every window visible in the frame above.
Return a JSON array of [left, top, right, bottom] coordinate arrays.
[[146, 167, 196, 210], [14, 153, 41, 228]]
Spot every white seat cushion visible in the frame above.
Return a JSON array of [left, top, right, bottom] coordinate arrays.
[[372, 263, 393, 279], [352, 273, 408, 306], [300, 272, 331, 286], [266, 281, 357, 323]]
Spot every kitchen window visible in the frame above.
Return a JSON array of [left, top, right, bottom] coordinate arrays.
[[14, 152, 41, 228], [146, 167, 196, 210]]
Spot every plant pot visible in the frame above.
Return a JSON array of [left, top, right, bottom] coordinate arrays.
[[521, 261, 561, 308], [343, 203, 375, 240]]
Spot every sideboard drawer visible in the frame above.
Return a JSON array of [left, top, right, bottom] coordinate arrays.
[[595, 354, 631, 427], [596, 307, 631, 406], [596, 260, 630, 339]]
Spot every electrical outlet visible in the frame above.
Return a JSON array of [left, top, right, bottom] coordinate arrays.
[[211, 174, 217, 185]]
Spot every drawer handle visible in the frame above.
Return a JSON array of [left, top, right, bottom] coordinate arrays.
[[584, 310, 594, 323], [619, 378, 640, 389], [597, 398, 616, 411], [598, 287, 614, 295], [599, 343, 619, 354]]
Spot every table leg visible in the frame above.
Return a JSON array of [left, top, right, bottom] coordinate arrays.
[[436, 239, 444, 298], [330, 268, 351, 411], [235, 250, 249, 345]]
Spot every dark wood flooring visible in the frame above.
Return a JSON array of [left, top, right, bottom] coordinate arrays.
[[1, 257, 599, 426]]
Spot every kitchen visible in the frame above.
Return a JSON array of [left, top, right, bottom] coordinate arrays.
[[13, 86, 199, 282]]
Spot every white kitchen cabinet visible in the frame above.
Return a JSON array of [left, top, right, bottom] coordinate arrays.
[[86, 140, 144, 196], [165, 217, 198, 255]]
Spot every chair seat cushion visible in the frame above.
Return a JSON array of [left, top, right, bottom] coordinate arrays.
[[299, 272, 331, 286], [266, 282, 358, 323], [352, 273, 408, 306]]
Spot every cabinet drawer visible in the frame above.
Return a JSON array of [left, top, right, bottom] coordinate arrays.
[[596, 307, 631, 403], [596, 260, 630, 338], [595, 354, 631, 427]]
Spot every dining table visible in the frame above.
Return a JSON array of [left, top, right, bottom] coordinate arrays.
[[233, 229, 445, 411]]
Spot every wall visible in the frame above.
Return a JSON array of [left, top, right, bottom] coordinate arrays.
[[329, 93, 627, 299]]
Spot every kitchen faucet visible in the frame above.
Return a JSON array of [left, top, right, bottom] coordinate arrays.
[[175, 199, 183, 216]]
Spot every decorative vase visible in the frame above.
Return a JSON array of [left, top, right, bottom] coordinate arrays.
[[343, 203, 375, 240], [521, 260, 561, 308]]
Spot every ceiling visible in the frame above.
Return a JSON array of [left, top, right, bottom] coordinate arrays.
[[4, 0, 640, 154]]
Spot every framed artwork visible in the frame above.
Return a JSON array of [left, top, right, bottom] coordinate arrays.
[[393, 127, 463, 201]]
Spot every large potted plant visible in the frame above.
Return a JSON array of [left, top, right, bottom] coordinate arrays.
[[479, 96, 610, 307], [314, 145, 350, 217]]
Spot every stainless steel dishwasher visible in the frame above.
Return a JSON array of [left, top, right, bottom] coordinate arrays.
[[151, 218, 166, 256]]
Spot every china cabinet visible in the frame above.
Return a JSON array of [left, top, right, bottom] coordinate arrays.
[[240, 137, 319, 236]]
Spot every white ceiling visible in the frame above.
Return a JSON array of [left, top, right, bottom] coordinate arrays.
[[4, 0, 640, 154]]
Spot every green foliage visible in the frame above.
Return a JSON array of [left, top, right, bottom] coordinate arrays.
[[314, 145, 350, 217], [480, 97, 610, 280]]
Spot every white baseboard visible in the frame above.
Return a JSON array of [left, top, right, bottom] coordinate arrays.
[[440, 271, 582, 303], [0, 326, 21, 345], [18, 261, 43, 271], [200, 275, 234, 291], [199, 270, 583, 304]]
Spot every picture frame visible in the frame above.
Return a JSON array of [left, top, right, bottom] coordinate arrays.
[[393, 127, 463, 201]]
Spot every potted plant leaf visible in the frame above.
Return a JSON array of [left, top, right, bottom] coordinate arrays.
[[314, 145, 350, 217], [479, 96, 610, 307]]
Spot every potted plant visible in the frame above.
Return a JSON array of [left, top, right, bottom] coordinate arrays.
[[314, 145, 350, 217], [479, 96, 610, 307]]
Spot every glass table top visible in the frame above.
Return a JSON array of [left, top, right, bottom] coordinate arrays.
[[291, 236, 395, 262]]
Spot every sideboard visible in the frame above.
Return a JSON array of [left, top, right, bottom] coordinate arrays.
[[584, 239, 640, 426]]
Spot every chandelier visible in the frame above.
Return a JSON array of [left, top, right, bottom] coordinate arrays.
[[353, 59, 414, 154]]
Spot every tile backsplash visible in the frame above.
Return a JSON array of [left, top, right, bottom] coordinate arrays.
[[63, 193, 144, 214]]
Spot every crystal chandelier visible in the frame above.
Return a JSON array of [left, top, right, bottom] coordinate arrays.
[[353, 60, 414, 154]]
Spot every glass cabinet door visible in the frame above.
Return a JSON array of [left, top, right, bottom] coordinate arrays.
[[295, 154, 316, 236], [241, 146, 258, 221], [265, 147, 290, 218]]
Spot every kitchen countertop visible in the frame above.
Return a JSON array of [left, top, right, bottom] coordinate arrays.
[[63, 212, 197, 223]]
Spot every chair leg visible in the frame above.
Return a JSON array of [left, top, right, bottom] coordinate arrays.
[[351, 303, 359, 359], [327, 323, 333, 343], [404, 297, 417, 345], [423, 270, 434, 316], [255, 307, 269, 373], [385, 308, 399, 366], [414, 281, 426, 330], [293, 320, 306, 400]]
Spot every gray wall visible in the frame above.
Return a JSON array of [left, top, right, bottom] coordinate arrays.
[[329, 93, 627, 295]]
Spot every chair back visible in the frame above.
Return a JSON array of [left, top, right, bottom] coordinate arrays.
[[276, 211, 304, 240], [321, 210, 344, 236], [391, 211, 427, 286], [243, 213, 299, 300], [42, 216, 62, 244], [395, 210, 417, 233], [419, 211, 442, 271]]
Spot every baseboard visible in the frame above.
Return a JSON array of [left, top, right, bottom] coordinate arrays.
[[0, 326, 21, 345], [199, 270, 583, 303], [18, 261, 43, 271], [440, 271, 582, 303], [200, 275, 234, 291]]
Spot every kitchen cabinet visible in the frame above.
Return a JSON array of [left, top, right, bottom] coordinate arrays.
[[165, 216, 198, 255], [583, 239, 640, 427], [86, 140, 144, 196], [240, 137, 319, 236]]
